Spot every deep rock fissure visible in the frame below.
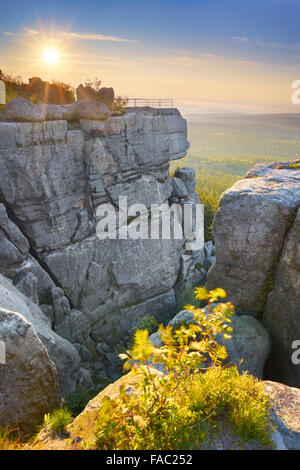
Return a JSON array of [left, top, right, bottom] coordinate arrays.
[[262, 205, 300, 387], [0, 194, 72, 304]]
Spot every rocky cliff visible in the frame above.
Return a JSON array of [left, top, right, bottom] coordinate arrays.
[[206, 159, 300, 387], [3, 99, 299, 439], [0, 101, 207, 431]]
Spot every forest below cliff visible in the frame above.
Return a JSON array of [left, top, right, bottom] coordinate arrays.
[[171, 113, 300, 240]]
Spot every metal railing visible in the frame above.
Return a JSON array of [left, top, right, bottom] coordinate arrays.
[[126, 98, 174, 108]]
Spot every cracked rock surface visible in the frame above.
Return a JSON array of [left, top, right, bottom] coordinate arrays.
[[206, 159, 300, 386]]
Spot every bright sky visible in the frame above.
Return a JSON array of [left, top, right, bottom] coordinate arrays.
[[1, 0, 300, 114]]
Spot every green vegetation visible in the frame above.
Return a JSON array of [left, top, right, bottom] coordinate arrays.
[[0, 71, 75, 109], [66, 387, 99, 417], [0, 287, 275, 450], [171, 113, 300, 240], [89, 287, 273, 450], [0, 427, 24, 450], [0, 71, 39, 107], [175, 283, 200, 313], [256, 267, 277, 316], [111, 96, 129, 113], [136, 315, 158, 335], [0, 71, 127, 113], [286, 209, 298, 231], [40, 408, 73, 437]]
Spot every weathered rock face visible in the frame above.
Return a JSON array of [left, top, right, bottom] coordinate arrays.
[[216, 314, 270, 378], [264, 381, 300, 450], [206, 160, 300, 316], [0, 105, 203, 395], [0, 274, 80, 396], [206, 159, 300, 386], [76, 84, 115, 108], [263, 207, 300, 387], [0, 307, 61, 434], [4, 98, 110, 122]]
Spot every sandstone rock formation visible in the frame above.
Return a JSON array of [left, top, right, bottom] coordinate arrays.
[[0, 102, 205, 402], [264, 381, 300, 450], [206, 159, 300, 386], [4, 97, 110, 122], [0, 306, 61, 434], [27, 77, 74, 105], [206, 159, 300, 316], [76, 84, 114, 108], [216, 314, 270, 378], [263, 207, 300, 387], [0, 275, 80, 395]]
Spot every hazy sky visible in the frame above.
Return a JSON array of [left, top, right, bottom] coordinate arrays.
[[1, 0, 300, 113]]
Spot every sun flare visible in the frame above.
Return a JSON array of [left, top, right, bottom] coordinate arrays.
[[42, 47, 59, 65]]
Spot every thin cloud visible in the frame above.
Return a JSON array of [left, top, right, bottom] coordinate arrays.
[[24, 28, 39, 36], [60, 31, 135, 42], [3, 27, 135, 43], [256, 39, 300, 50], [23, 27, 135, 42], [231, 36, 249, 44], [148, 52, 263, 68]]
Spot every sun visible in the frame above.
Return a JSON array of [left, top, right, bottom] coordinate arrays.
[[42, 47, 59, 65]]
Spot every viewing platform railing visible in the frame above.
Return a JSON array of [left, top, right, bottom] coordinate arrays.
[[126, 98, 174, 108]]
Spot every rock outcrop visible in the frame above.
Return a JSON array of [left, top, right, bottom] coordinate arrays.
[[0, 306, 61, 434], [263, 207, 300, 387], [264, 381, 300, 450], [0, 274, 80, 396], [216, 314, 270, 378], [0, 101, 205, 405], [76, 84, 115, 108], [206, 159, 300, 386], [4, 97, 111, 122]]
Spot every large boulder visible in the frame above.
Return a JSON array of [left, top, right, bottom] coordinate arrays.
[[150, 307, 270, 378], [206, 159, 300, 316], [98, 87, 114, 107], [216, 314, 270, 378], [64, 100, 110, 121], [5, 98, 111, 122], [0, 274, 80, 396], [263, 207, 300, 387], [205, 159, 300, 386], [5, 98, 46, 122], [0, 308, 60, 434], [76, 84, 114, 108], [174, 167, 196, 196]]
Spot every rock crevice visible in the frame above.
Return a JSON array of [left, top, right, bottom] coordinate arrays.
[[206, 159, 300, 387]]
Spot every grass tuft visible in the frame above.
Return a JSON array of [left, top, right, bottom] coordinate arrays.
[[40, 408, 73, 437]]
